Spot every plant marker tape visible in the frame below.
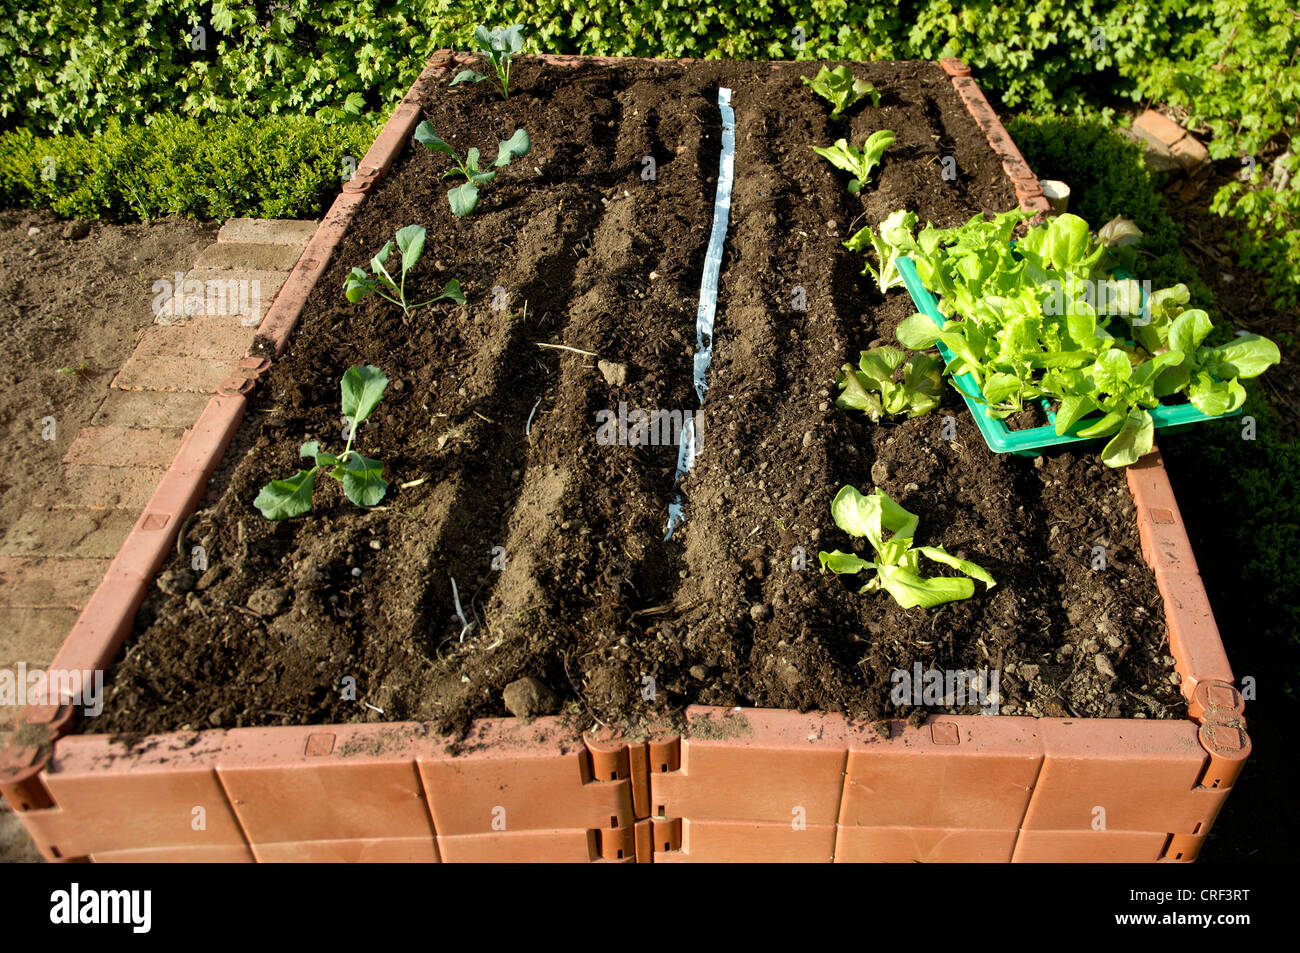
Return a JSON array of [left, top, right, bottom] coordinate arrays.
[[666, 86, 734, 541], [450, 574, 473, 641]]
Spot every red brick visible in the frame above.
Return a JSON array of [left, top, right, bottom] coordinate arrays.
[[111, 353, 237, 393], [152, 269, 287, 325], [0, 509, 137, 559], [217, 218, 319, 245], [0, 608, 80, 669], [0, 557, 109, 608], [91, 390, 211, 429], [1170, 134, 1210, 172], [54, 465, 165, 510], [1132, 109, 1186, 148], [134, 324, 256, 362], [62, 427, 186, 469], [194, 242, 304, 272]]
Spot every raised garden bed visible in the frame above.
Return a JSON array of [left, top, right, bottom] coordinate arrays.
[[0, 52, 1249, 862]]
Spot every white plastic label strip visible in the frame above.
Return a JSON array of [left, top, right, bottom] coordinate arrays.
[[666, 86, 734, 541]]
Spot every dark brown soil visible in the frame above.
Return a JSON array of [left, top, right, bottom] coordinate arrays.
[[0, 210, 217, 536], [90, 60, 1182, 736]]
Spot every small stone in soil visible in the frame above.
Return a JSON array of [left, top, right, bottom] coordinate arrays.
[[157, 569, 196, 595], [871, 459, 892, 484], [750, 603, 772, 622], [62, 220, 92, 240], [248, 587, 291, 617], [502, 676, 559, 721], [598, 359, 629, 386]]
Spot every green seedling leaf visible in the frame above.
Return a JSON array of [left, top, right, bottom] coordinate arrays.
[[875, 565, 976, 609], [341, 453, 388, 507], [254, 468, 318, 521], [341, 365, 389, 426], [1075, 411, 1124, 439], [1188, 372, 1246, 416], [450, 69, 487, 86], [1054, 394, 1099, 435], [915, 545, 997, 590], [449, 181, 480, 217], [819, 486, 993, 609], [802, 65, 879, 119], [1098, 215, 1143, 248], [818, 550, 877, 574], [1100, 409, 1154, 468], [344, 267, 375, 303], [414, 121, 455, 155], [896, 312, 943, 350], [395, 225, 426, 273], [1204, 333, 1281, 379], [495, 129, 531, 167]]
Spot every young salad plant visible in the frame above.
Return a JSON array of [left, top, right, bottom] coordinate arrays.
[[834, 346, 942, 421], [414, 122, 531, 216], [344, 225, 465, 321], [884, 209, 1281, 467], [818, 486, 995, 609], [812, 130, 894, 194], [843, 208, 926, 293], [255, 367, 391, 520], [451, 25, 524, 99], [802, 65, 880, 119]]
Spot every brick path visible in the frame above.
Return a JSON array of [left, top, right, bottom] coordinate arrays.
[[0, 218, 316, 859]]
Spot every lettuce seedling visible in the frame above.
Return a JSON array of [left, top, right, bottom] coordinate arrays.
[[818, 486, 995, 609], [451, 25, 525, 99], [345, 225, 464, 321], [844, 208, 921, 293], [802, 65, 880, 119], [835, 346, 942, 420], [885, 207, 1281, 466], [414, 122, 531, 216], [812, 130, 895, 194], [254, 366, 390, 520]]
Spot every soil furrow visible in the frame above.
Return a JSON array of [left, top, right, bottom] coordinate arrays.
[[94, 60, 1183, 736]]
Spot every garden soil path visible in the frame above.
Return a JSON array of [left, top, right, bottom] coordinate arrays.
[[0, 212, 314, 860]]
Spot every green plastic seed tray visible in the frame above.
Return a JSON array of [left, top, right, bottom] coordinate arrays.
[[895, 256, 1240, 457]]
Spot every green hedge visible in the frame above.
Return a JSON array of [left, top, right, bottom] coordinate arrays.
[[1, 1, 1295, 303], [0, 115, 377, 221], [0, 1, 1251, 133]]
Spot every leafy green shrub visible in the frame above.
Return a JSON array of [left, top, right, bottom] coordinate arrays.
[[0, 115, 377, 221]]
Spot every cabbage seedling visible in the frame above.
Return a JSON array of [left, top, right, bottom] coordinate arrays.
[[813, 130, 894, 194], [414, 122, 531, 216], [254, 366, 390, 520], [818, 486, 995, 609], [802, 65, 880, 119], [345, 225, 464, 321], [451, 25, 524, 100]]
